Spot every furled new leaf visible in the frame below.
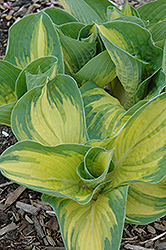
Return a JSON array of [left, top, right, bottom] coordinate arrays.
[[16, 56, 58, 99], [42, 185, 129, 250], [77, 147, 114, 189], [12, 74, 88, 145], [5, 11, 64, 72], [58, 31, 96, 73]]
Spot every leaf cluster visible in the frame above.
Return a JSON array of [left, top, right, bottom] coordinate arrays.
[[0, 1, 166, 250]]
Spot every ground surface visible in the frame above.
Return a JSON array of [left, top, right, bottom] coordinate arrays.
[[1, 0, 166, 249]]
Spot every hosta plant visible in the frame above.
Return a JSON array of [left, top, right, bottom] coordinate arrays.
[[1, 74, 166, 250], [0, 0, 166, 250], [0, 0, 166, 126]]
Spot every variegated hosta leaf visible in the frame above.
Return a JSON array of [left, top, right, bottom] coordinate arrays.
[[58, 0, 113, 24], [0, 102, 16, 126], [138, 0, 166, 27], [126, 176, 166, 224], [97, 22, 148, 109], [88, 93, 166, 191], [5, 12, 64, 72], [43, 7, 78, 25], [0, 61, 20, 126], [58, 31, 96, 73], [122, 0, 140, 17], [77, 147, 114, 189], [12, 74, 88, 145], [107, 7, 144, 27], [0, 141, 96, 204], [16, 56, 58, 99], [72, 50, 116, 87], [0, 60, 21, 106], [114, 99, 148, 134], [42, 185, 129, 250], [80, 81, 125, 140], [97, 21, 163, 108], [107, 6, 125, 21]]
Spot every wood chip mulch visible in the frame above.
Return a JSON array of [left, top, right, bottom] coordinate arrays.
[[0, 0, 166, 249]]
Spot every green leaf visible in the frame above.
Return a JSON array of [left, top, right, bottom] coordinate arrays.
[[133, 68, 161, 103], [0, 102, 16, 126], [80, 81, 125, 139], [15, 56, 58, 99], [5, 12, 64, 72], [58, 0, 113, 24], [72, 50, 116, 87], [106, 77, 125, 105], [77, 147, 114, 189], [126, 177, 166, 224], [122, 0, 140, 17], [107, 6, 123, 21], [154, 40, 166, 50], [0, 141, 96, 204], [58, 22, 85, 39], [42, 185, 129, 250], [0, 60, 21, 106], [162, 40, 166, 74], [144, 70, 166, 101], [58, 31, 96, 73], [88, 93, 166, 191], [12, 74, 88, 145], [25, 72, 48, 91], [149, 18, 166, 43], [97, 21, 162, 109], [138, 0, 166, 26], [107, 6, 144, 26], [43, 7, 78, 25]]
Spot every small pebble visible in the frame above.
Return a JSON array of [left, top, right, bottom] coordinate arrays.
[[5, 15, 12, 20], [2, 131, 9, 137]]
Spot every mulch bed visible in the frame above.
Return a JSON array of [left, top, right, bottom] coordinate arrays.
[[1, 0, 166, 249]]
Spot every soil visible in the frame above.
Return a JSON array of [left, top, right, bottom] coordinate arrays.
[[1, 0, 166, 250]]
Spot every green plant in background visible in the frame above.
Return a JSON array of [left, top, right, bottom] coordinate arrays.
[[0, 0, 166, 250]]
